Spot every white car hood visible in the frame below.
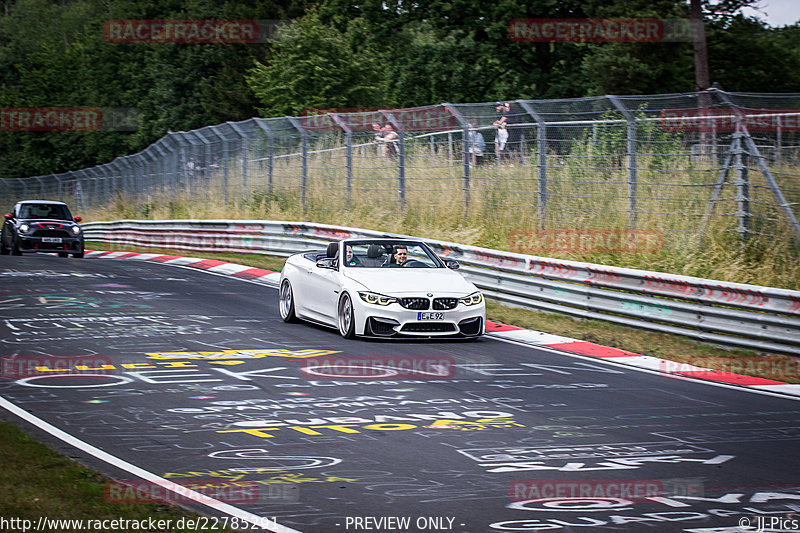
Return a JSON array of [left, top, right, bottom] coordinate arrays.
[[343, 268, 477, 296]]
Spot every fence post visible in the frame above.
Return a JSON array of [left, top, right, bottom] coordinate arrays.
[[228, 122, 250, 201], [608, 95, 638, 229], [287, 117, 308, 210], [519, 101, 547, 228], [253, 119, 275, 194], [715, 87, 800, 241], [444, 104, 471, 216], [206, 127, 230, 204], [330, 113, 353, 210], [381, 110, 406, 209], [731, 131, 750, 239]]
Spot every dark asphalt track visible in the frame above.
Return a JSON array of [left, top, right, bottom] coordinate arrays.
[[1, 253, 800, 533]]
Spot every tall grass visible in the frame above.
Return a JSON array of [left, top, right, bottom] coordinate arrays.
[[83, 135, 800, 290]]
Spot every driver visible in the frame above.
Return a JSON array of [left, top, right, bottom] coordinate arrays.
[[389, 246, 408, 267]]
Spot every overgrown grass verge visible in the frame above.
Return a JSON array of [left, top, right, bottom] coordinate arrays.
[[79, 148, 800, 290], [0, 420, 239, 532], [87, 242, 800, 384]]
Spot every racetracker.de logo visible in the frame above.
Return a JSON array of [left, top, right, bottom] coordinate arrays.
[[1, 108, 101, 131], [104, 480, 259, 505], [104, 19, 263, 43], [509, 18, 665, 42], [508, 478, 703, 502], [300, 107, 457, 132], [302, 355, 456, 379], [509, 229, 663, 255], [1, 356, 116, 379]]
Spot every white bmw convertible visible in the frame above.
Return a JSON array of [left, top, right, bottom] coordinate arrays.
[[278, 239, 485, 338]]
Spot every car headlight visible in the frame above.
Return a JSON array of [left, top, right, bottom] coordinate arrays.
[[359, 291, 397, 306], [71, 226, 81, 235], [19, 224, 30, 233], [459, 292, 483, 306]]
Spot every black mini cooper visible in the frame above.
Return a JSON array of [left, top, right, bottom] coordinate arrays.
[[1, 200, 84, 258]]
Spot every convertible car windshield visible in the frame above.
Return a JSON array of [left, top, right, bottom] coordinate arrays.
[[342, 240, 444, 268]]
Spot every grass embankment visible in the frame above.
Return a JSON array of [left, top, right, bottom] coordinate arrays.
[[0, 421, 239, 532], [87, 242, 800, 384], [83, 144, 800, 290]]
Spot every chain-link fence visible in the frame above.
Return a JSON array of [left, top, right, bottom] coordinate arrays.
[[3, 88, 799, 248]]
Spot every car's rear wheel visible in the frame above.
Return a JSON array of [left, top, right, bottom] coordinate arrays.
[[338, 293, 356, 339], [279, 279, 297, 323]]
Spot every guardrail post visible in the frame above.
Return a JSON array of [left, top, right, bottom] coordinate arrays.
[[608, 95, 638, 229]]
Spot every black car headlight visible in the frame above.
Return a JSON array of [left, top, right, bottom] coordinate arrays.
[[19, 223, 30, 233], [459, 292, 483, 306], [71, 226, 81, 235], [359, 292, 397, 306]]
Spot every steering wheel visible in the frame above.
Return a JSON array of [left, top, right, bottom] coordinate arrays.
[[403, 260, 428, 268]]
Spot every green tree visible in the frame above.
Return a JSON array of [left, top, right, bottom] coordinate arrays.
[[247, 12, 386, 117]]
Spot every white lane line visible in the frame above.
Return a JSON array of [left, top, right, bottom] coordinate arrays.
[[0, 395, 302, 533]]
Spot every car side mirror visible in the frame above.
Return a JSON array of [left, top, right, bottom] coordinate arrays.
[[4, 213, 13, 221], [444, 259, 460, 270], [74, 216, 82, 222], [316, 257, 337, 270]]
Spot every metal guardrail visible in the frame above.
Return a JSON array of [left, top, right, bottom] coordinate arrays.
[[82, 219, 800, 355]]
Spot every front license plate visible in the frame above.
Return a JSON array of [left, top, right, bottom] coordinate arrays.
[[41, 237, 62, 243], [417, 312, 444, 320]]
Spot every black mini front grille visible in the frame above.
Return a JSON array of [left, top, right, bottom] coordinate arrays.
[[399, 297, 429, 310], [401, 323, 457, 333], [433, 298, 458, 310], [33, 230, 70, 238]]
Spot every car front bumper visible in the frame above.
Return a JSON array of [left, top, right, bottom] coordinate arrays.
[[356, 301, 485, 337], [18, 235, 84, 253]]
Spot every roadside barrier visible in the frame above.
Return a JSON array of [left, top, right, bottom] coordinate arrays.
[[82, 219, 800, 355]]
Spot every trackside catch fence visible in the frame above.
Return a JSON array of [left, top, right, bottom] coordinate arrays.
[[3, 88, 800, 249]]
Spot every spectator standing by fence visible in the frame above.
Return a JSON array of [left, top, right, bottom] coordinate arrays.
[[495, 102, 523, 163], [468, 122, 486, 165]]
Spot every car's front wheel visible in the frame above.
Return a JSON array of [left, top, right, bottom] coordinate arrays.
[[0, 236, 8, 255], [279, 279, 297, 323], [11, 237, 22, 256], [338, 293, 356, 339]]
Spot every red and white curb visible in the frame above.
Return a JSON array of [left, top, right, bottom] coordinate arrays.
[[485, 322, 800, 398], [85, 250, 282, 285], [86, 250, 800, 399]]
